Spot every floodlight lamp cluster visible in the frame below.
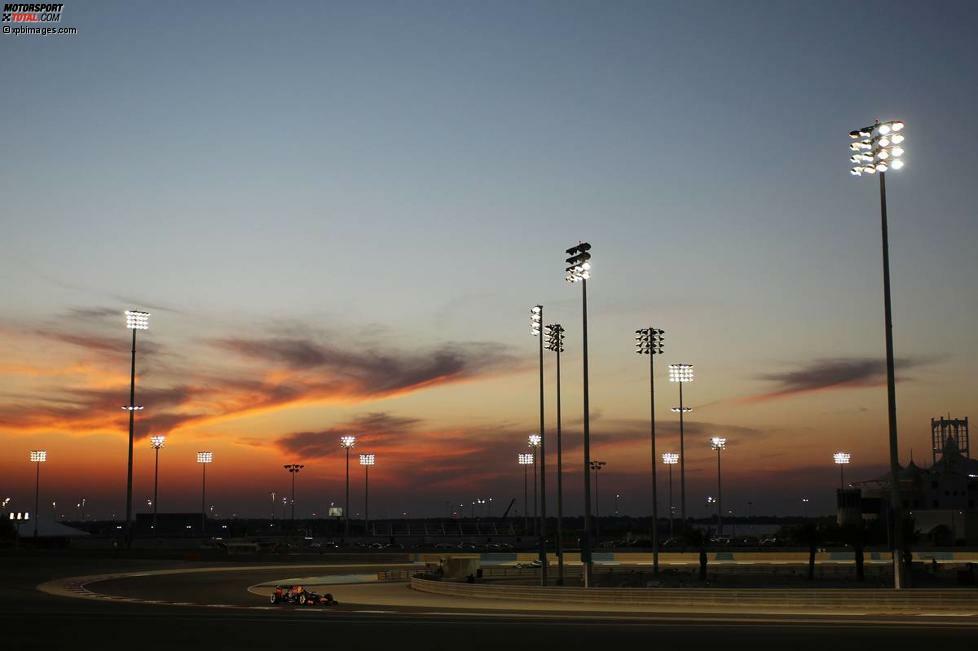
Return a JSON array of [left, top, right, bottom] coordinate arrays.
[[590, 460, 606, 471], [849, 120, 905, 175], [710, 436, 727, 450], [125, 310, 150, 330], [518, 452, 534, 465], [668, 363, 694, 383], [122, 405, 144, 411], [340, 435, 356, 449], [662, 452, 680, 465], [196, 451, 213, 464], [150, 435, 166, 449], [635, 327, 665, 355], [527, 434, 541, 447], [359, 453, 375, 466], [30, 450, 47, 463], [564, 242, 592, 283], [833, 452, 851, 465], [283, 463, 304, 473], [546, 323, 565, 352], [530, 305, 542, 336]]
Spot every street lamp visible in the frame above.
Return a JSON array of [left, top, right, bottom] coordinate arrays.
[[590, 460, 606, 539], [359, 453, 375, 534], [636, 326, 665, 573], [340, 435, 356, 539], [529, 305, 548, 585], [849, 118, 906, 590], [545, 323, 566, 584], [834, 452, 851, 490], [669, 363, 694, 524], [518, 453, 533, 534], [150, 435, 165, 531], [710, 437, 727, 536], [565, 241, 594, 587], [123, 309, 149, 544], [662, 452, 679, 538], [30, 450, 46, 538], [283, 464, 304, 525], [527, 434, 541, 534], [196, 451, 212, 535]]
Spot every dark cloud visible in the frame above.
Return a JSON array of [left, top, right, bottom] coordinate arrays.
[[213, 336, 519, 395], [34, 330, 163, 358], [276, 412, 423, 459], [744, 356, 937, 402]]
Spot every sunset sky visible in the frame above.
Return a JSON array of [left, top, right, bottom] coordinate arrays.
[[1, 1, 976, 520]]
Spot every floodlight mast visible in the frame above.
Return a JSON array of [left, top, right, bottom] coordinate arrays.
[[340, 435, 356, 540], [150, 435, 165, 531], [834, 451, 851, 489], [636, 327, 665, 573], [565, 241, 594, 587], [849, 118, 906, 590], [196, 451, 212, 534], [518, 452, 534, 533], [359, 453, 375, 532], [30, 450, 46, 538], [529, 305, 547, 586], [283, 464, 304, 524], [123, 310, 149, 547], [669, 363, 694, 525], [711, 437, 727, 535], [662, 452, 679, 538], [546, 323, 566, 584]]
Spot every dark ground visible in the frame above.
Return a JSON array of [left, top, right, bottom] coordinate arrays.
[[3, 554, 978, 651]]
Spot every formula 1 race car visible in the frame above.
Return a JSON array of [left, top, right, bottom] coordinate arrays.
[[269, 584, 337, 606]]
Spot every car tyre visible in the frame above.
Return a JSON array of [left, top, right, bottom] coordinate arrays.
[[298, 593, 307, 606], [270, 594, 278, 604]]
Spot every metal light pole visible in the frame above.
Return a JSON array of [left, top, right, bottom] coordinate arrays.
[[711, 437, 726, 536], [636, 327, 664, 572], [518, 453, 533, 534], [834, 452, 851, 490], [545, 323, 565, 584], [283, 464, 304, 526], [849, 118, 906, 590], [530, 305, 548, 584], [669, 364, 694, 525], [150, 436, 165, 532], [663, 453, 679, 538], [360, 453, 374, 534], [590, 461, 606, 539], [565, 241, 593, 587], [30, 450, 46, 538], [528, 434, 540, 536], [123, 310, 149, 545], [340, 435, 356, 540], [196, 451, 212, 535]]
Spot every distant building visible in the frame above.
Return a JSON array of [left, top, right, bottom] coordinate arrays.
[[837, 416, 978, 544]]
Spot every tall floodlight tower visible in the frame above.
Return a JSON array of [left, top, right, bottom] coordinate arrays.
[[283, 464, 304, 524], [340, 436, 356, 539], [518, 452, 534, 533], [849, 118, 906, 590], [527, 434, 541, 534], [123, 309, 149, 543], [30, 450, 46, 538], [359, 453, 375, 533], [635, 327, 665, 573], [669, 363, 694, 524], [196, 451, 213, 534], [529, 305, 548, 585], [834, 452, 851, 490], [545, 323, 566, 584], [564, 241, 594, 587], [710, 437, 727, 535], [662, 452, 679, 538], [149, 436, 165, 531]]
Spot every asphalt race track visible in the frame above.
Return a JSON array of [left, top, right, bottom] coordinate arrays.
[[6, 556, 978, 651]]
